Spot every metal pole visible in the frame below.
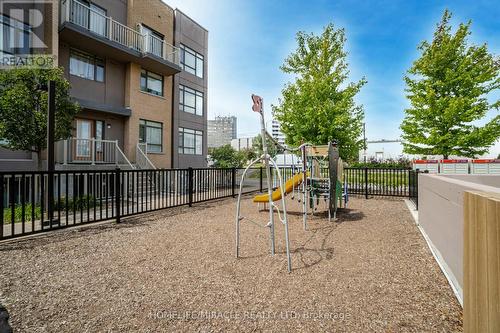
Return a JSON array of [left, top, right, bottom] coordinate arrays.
[[231, 167, 236, 198], [115, 167, 121, 223], [364, 167, 369, 199], [363, 122, 367, 163], [47, 80, 56, 226], [302, 144, 307, 230], [268, 157, 292, 272], [188, 167, 193, 207], [235, 157, 261, 258], [259, 103, 275, 256]]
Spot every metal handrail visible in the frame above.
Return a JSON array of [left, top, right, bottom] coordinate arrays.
[[115, 144, 134, 169], [136, 143, 156, 169]]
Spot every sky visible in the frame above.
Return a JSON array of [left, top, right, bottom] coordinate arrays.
[[164, 0, 500, 157]]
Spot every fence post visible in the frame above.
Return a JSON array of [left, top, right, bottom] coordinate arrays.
[[231, 167, 236, 198], [188, 167, 193, 207], [407, 169, 410, 199], [115, 167, 121, 223], [415, 171, 419, 210], [364, 167, 369, 199], [259, 167, 263, 192], [0, 174, 3, 239]]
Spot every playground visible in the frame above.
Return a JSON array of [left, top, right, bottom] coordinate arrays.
[[0, 195, 462, 332]]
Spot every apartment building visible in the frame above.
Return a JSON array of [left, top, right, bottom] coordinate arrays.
[[0, 0, 207, 170], [231, 137, 253, 151], [172, 10, 208, 168], [207, 116, 237, 148], [271, 119, 286, 146]]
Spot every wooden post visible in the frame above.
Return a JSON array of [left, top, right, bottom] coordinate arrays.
[[464, 191, 500, 333]]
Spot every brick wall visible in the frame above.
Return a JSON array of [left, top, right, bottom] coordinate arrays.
[[124, 63, 173, 168], [124, 0, 175, 168]]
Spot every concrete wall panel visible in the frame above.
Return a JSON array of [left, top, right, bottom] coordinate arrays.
[[418, 174, 500, 304]]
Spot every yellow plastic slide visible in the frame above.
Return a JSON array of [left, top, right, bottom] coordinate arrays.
[[253, 172, 307, 203]]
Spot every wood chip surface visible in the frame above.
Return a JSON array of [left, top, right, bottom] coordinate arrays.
[[0, 196, 462, 332]]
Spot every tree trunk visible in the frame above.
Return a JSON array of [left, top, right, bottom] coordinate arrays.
[[443, 154, 449, 159]]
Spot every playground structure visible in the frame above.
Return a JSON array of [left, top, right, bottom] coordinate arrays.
[[235, 94, 348, 272]]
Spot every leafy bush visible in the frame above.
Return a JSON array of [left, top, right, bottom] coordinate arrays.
[[349, 156, 412, 169], [3, 203, 41, 223], [54, 195, 97, 210], [3, 195, 97, 224]]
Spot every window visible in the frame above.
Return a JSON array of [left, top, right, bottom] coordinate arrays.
[[139, 119, 163, 153], [0, 14, 31, 55], [140, 69, 163, 96], [179, 85, 203, 116], [178, 128, 203, 155], [69, 49, 105, 82], [76, 119, 92, 157], [180, 44, 204, 78]]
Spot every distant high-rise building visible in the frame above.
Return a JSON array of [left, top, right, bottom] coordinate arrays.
[[271, 119, 286, 145], [208, 116, 237, 148], [231, 137, 253, 151]]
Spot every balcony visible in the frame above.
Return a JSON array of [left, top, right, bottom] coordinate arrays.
[[55, 138, 134, 169], [60, 0, 181, 76]]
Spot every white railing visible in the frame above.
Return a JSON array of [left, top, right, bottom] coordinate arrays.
[[61, 0, 180, 66], [136, 143, 156, 169], [56, 138, 134, 169]]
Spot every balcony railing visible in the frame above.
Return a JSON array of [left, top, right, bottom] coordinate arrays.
[[60, 0, 180, 65], [56, 138, 134, 169]]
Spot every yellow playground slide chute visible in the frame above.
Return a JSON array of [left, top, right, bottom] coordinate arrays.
[[253, 172, 308, 203]]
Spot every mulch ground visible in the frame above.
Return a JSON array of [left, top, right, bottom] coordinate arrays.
[[0, 196, 462, 332]]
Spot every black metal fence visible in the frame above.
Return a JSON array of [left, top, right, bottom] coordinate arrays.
[[343, 167, 412, 198], [0, 167, 261, 240], [1, 166, 419, 241], [408, 170, 419, 209]]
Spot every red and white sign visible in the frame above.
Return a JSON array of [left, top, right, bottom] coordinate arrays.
[[413, 160, 439, 164], [471, 159, 500, 174], [440, 159, 468, 164], [412, 160, 439, 173]]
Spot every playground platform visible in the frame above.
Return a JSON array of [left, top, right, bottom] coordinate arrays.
[[0, 196, 462, 332]]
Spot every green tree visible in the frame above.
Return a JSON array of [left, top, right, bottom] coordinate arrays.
[[0, 66, 80, 169], [401, 10, 500, 159], [272, 23, 366, 161], [239, 148, 257, 162], [209, 145, 246, 168], [252, 134, 278, 158]]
